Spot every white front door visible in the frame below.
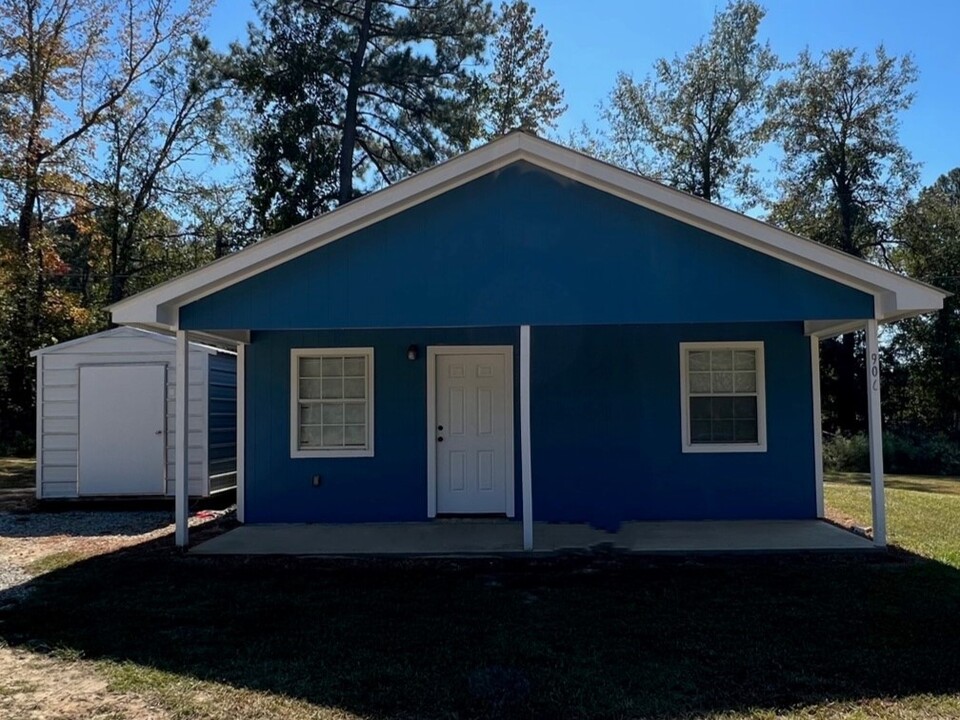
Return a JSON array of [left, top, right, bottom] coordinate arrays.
[[78, 365, 166, 495], [434, 350, 513, 514]]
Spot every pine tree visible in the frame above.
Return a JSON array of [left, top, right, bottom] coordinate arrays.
[[483, 0, 565, 138], [233, 0, 493, 232]]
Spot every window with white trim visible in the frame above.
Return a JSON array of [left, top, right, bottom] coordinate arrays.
[[680, 342, 767, 453], [291, 348, 374, 458]]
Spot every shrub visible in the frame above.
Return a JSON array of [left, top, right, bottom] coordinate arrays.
[[0, 431, 35, 458], [823, 431, 960, 476], [823, 433, 870, 473]]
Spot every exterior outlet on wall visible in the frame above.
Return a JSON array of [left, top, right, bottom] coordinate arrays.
[[312, 475, 322, 487]]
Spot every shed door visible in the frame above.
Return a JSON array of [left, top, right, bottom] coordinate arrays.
[[78, 365, 166, 495], [435, 352, 511, 514]]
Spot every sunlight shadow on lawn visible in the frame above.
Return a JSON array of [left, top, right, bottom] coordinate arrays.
[[2, 537, 960, 719], [827, 472, 960, 496]]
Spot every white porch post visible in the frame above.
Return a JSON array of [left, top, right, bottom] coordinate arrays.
[[520, 325, 533, 551], [175, 330, 190, 547], [236, 343, 246, 524], [865, 320, 887, 548], [811, 336, 824, 518]]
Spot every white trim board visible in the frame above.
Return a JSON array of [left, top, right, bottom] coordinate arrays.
[[109, 132, 947, 338], [811, 337, 824, 518], [520, 326, 533, 551], [236, 343, 246, 523], [865, 319, 887, 548], [34, 353, 42, 500], [426, 345, 515, 519]]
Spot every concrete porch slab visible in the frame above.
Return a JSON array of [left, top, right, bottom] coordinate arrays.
[[191, 519, 875, 556]]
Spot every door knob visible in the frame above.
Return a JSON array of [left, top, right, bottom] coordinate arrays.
[[155, 430, 163, 435], [438, 437, 444, 442], [437, 425, 443, 431]]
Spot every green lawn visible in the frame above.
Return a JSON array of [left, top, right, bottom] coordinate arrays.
[[2, 473, 960, 718], [825, 472, 960, 567]]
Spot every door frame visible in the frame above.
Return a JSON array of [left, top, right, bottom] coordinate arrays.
[[426, 345, 515, 518], [77, 362, 168, 496]]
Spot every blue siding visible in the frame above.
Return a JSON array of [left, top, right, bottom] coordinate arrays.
[[208, 352, 238, 489], [244, 328, 521, 523], [531, 323, 816, 530], [180, 163, 873, 331], [243, 323, 816, 526]]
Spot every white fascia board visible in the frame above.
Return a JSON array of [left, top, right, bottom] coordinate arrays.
[[30, 326, 173, 356], [516, 137, 947, 319], [805, 309, 937, 338], [804, 320, 872, 338], [108, 131, 948, 327], [121, 323, 247, 350]]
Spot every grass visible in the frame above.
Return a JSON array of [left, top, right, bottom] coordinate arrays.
[[0, 457, 33, 489], [825, 472, 960, 567], [2, 470, 960, 718], [25, 550, 87, 576], [827, 471, 960, 497], [4, 541, 960, 719], [0, 679, 39, 697]]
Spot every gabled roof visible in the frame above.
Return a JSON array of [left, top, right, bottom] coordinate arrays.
[[31, 326, 231, 357], [110, 132, 947, 340]]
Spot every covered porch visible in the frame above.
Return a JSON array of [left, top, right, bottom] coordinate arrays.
[[191, 518, 875, 556], [163, 320, 891, 554]]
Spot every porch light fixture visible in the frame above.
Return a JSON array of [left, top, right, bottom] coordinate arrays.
[[407, 344, 419, 361]]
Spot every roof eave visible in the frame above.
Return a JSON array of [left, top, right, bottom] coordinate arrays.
[[108, 131, 950, 329]]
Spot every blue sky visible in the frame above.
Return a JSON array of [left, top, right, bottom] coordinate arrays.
[[207, 0, 960, 187]]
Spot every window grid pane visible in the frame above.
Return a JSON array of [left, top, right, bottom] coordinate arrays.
[[297, 353, 369, 451], [687, 348, 760, 445], [689, 396, 759, 444]]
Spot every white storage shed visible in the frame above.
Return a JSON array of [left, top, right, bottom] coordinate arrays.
[[32, 327, 237, 499]]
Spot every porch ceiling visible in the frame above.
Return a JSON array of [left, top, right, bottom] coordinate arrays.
[[190, 520, 875, 556]]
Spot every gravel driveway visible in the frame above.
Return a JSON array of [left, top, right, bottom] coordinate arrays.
[[0, 507, 232, 605]]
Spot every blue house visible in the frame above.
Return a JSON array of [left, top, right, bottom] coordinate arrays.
[[111, 133, 946, 553]]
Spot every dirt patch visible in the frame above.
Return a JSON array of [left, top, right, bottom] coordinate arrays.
[[825, 505, 868, 533], [0, 645, 169, 720], [0, 508, 236, 718]]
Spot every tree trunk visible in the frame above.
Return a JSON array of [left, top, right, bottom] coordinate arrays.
[[214, 229, 228, 258], [830, 161, 863, 435], [3, 165, 42, 449], [338, 0, 374, 205]]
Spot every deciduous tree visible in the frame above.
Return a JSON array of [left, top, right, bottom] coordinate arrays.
[[0, 0, 217, 449], [602, 0, 776, 204], [87, 36, 230, 304], [766, 46, 919, 434], [887, 169, 960, 434]]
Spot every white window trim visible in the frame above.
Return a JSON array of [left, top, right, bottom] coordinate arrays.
[[290, 347, 375, 459], [679, 341, 767, 454]]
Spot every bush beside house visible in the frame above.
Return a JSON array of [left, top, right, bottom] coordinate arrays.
[[823, 432, 960, 475]]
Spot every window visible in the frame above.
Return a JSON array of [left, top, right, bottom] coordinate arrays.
[[680, 342, 766, 453], [291, 348, 374, 458]]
